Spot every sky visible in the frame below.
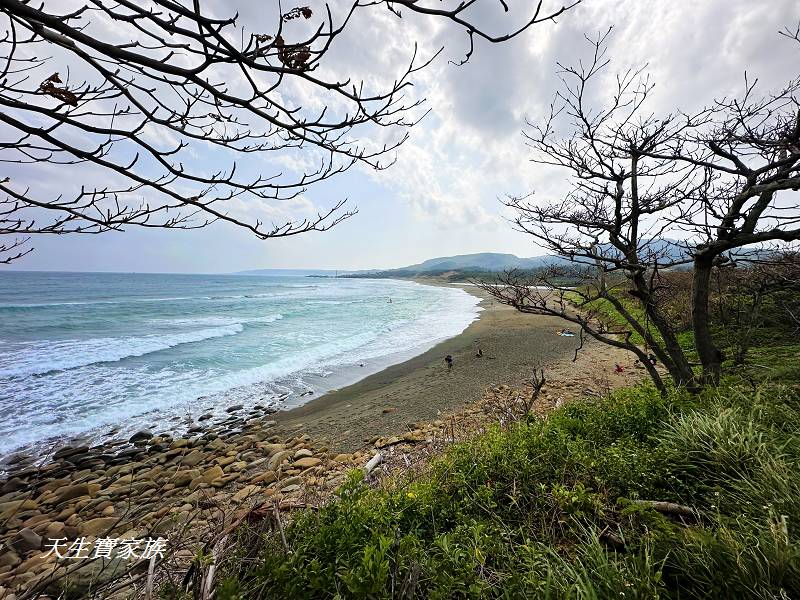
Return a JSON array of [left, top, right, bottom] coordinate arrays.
[[4, 0, 800, 273]]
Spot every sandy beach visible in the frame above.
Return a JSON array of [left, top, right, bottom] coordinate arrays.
[[270, 282, 642, 452]]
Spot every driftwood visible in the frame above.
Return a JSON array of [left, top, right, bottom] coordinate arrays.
[[145, 555, 157, 600], [399, 562, 421, 599], [274, 501, 290, 554], [200, 534, 228, 600], [598, 526, 626, 550], [632, 500, 696, 518], [600, 500, 699, 552], [364, 452, 383, 476]]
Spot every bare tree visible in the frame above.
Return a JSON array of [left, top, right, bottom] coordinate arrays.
[[647, 72, 800, 384], [481, 29, 701, 393], [0, 0, 579, 262], [483, 27, 800, 392], [486, 267, 671, 394]]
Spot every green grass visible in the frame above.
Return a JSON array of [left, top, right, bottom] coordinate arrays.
[[210, 378, 800, 599], [199, 288, 800, 600]]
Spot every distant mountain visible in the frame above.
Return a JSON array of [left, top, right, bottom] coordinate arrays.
[[349, 242, 690, 281], [394, 252, 559, 273], [345, 253, 563, 279]]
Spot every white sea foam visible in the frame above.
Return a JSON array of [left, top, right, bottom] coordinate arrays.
[[0, 324, 246, 378], [0, 276, 480, 460]]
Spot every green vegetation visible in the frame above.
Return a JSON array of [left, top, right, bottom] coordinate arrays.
[[576, 292, 697, 360], [213, 369, 799, 597], [206, 285, 799, 599]]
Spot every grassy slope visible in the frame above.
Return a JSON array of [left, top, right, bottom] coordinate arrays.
[[208, 304, 800, 599]]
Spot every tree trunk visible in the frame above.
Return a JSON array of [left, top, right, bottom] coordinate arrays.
[[630, 272, 698, 390], [692, 257, 722, 386]]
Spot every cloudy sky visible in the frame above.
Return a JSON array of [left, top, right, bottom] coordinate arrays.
[[6, 0, 800, 273]]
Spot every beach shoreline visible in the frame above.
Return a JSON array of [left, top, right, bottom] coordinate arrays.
[[0, 280, 638, 477], [0, 280, 648, 595], [0, 277, 479, 471], [0, 280, 621, 476], [267, 281, 604, 451]]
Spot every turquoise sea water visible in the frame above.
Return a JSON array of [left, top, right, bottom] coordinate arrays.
[[0, 272, 479, 460]]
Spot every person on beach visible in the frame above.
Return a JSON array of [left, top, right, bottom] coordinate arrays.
[[614, 363, 625, 374], [476, 348, 483, 358], [648, 353, 657, 365], [445, 354, 453, 370]]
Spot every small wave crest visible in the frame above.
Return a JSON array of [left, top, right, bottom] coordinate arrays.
[[0, 324, 246, 378], [153, 314, 283, 328]]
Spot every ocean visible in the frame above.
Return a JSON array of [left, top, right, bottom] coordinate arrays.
[[0, 272, 480, 461]]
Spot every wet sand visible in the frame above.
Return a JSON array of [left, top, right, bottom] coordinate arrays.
[[271, 283, 609, 451]]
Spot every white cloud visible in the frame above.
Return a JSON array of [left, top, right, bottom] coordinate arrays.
[[344, 0, 800, 234]]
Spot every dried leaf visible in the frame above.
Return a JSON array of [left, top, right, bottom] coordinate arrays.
[[38, 72, 78, 106], [282, 6, 312, 21], [274, 35, 311, 70]]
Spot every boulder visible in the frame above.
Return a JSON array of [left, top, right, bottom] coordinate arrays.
[[201, 465, 224, 484], [169, 438, 190, 450], [171, 469, 199, 487], [279, 476, 302, 489], [53, 483, 101, 504], [114, 474, 134, 486], [250, 471, 277, 485], [216, 456, 236, 468], [259, 443, 285, 457], [45, 521, 66, 540], [1, 477, 28, 494], [181, 449, 205, 467], [0, 499, 38, 520], [0, 550, 21, 569], [232, 485, 259, 503], [129, 430, 153, 443], [11, 528, 42, 553], [53, 445, 90, 460], [46, 557, 131, 599], [39, 478, 71, 493]]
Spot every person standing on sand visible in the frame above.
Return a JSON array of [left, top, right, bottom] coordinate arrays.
[[445, 355, 453, 370]]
